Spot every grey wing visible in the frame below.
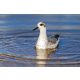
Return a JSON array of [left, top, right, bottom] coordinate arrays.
[[48, 36, 57, 44], [48, 34, 60, 49]]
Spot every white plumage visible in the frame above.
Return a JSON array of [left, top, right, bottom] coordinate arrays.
[[33, 22, 60, 49]]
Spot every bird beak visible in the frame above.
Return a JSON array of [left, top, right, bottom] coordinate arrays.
[[33, 27, 38, 31]]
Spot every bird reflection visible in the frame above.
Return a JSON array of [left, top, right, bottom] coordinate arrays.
[[36, 49, 56, 67]]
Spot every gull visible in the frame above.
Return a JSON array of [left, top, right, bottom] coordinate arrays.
[[33, 22, 60, 49]]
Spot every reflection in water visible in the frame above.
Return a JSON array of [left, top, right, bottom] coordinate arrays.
[[36, 49, 56, 67], [0, 30, 80, 66]]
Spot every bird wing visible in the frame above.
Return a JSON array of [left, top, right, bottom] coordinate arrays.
[[48, 35, 57, 44]]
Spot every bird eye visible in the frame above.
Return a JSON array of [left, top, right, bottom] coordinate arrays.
[[40, 24, 44, 26]]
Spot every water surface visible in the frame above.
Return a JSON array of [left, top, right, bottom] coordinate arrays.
[[0, 14, 80, 67]]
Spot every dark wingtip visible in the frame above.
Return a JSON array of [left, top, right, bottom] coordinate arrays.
[[54, 34, 60, 40]]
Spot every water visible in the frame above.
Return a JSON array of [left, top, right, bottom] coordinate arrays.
[[0, 14, 80, 67]]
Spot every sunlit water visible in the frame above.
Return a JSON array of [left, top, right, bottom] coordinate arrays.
[[0, 29, 80, 67]]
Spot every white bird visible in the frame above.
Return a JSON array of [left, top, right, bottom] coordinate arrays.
[[33, 22, 60, 49]]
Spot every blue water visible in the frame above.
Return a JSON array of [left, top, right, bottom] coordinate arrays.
[[0, 14, 80, 67]]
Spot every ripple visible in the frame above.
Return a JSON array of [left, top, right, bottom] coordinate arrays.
[[0, 30, 80, 66]]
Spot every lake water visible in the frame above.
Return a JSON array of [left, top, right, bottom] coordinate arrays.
[[0, 14, 80, 67]]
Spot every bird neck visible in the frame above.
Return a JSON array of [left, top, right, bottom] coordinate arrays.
[[36, 28, 48, 49], [39, 28, 47, 39]]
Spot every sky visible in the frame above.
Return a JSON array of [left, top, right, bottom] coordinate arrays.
[[0, 14, 80, 30]]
